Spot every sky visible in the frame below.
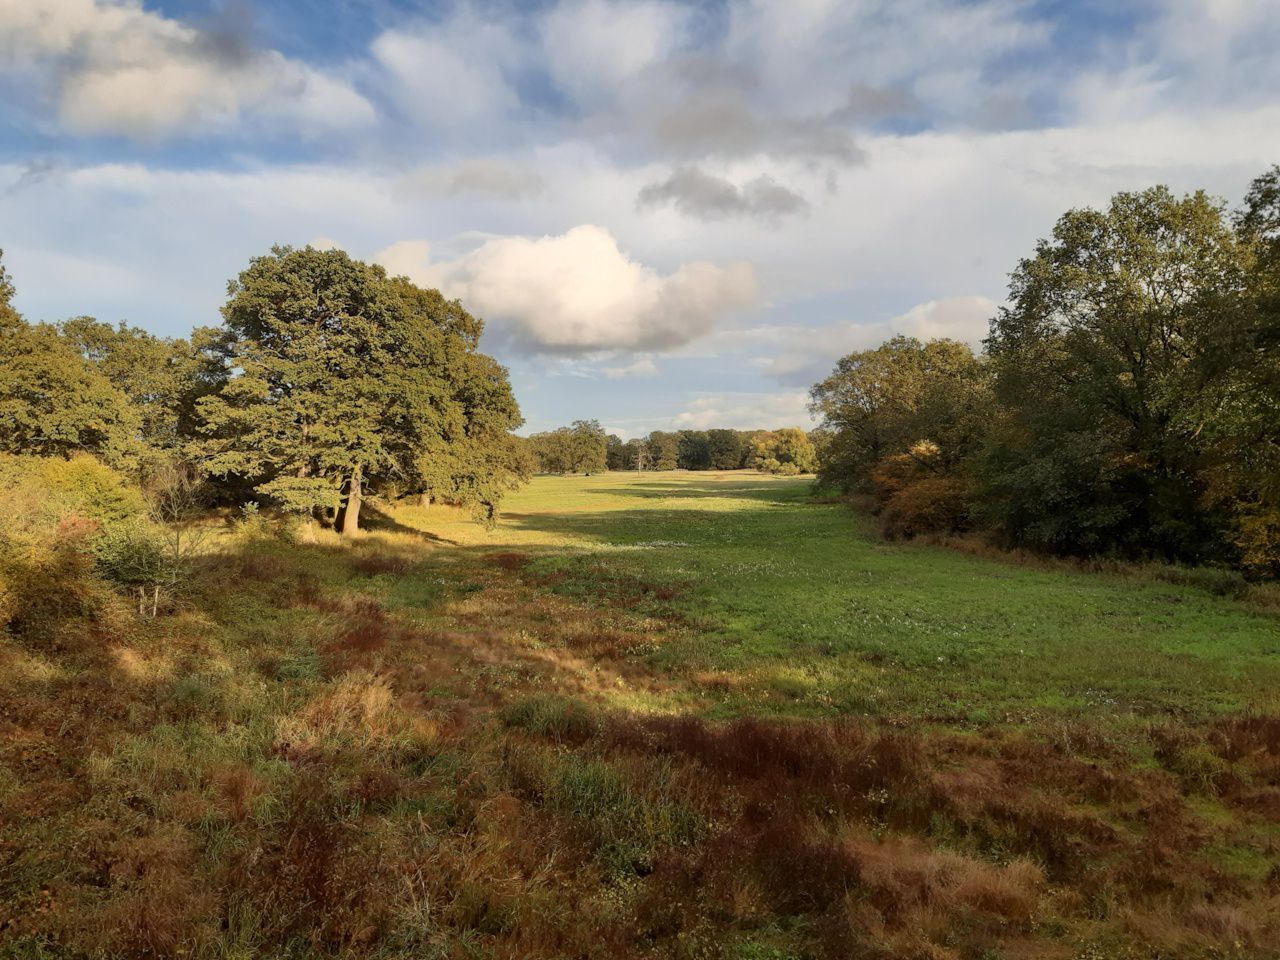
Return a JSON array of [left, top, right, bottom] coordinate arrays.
[[3, 0, 1280, 438]]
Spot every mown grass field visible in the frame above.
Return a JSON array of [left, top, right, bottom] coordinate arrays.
[[3, 470, 1278, 959]]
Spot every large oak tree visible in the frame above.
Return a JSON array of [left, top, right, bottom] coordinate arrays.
[[195, 246, 524, 533], [984, 186, 1248, 559]]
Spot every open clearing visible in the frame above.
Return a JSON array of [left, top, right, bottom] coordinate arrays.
[[3, 471, 1278, 959]]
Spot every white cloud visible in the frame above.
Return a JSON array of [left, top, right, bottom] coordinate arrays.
[[885, 295, 996, 344], [371, 14, 522, 135], [1083, 0, 1280, 118], [375, 239, 433, 280], [0, 0, 374, 138], [706, 296, 998, 386], [375, 225, 759, 354], [672, 391, 812, 431], [603, 357, 659, 379], [540, 0, 687, 109]]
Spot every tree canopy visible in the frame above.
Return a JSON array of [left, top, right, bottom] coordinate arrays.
[[528, 420, 608, 474], [0, 258, 141, 466], [809, 169, 1280, 573], [195, 246, 524, 532]]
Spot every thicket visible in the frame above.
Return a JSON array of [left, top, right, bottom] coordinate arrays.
[[811, 169, 1280, 576], [0, 245, 528, 535], [529, 424, 818, 475]]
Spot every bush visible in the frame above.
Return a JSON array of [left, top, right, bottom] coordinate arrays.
[[881, 475, 971, 538], [92, 519, 167, 586], [92, 519, 170, 614], [0, 527, 104, 641], [0, 453, 144, 536], [0, 455, 144, 636], [1233, 504, 1280, 578], [870, 443, 972, 538]]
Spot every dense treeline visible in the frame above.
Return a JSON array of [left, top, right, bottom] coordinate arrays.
[[811, 168, 1280, 576], [0, 245, 527, 534], [526, 424, 818, 475]]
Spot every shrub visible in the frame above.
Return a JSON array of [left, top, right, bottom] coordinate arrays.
[[881, 475, 971, 538], [92, 519, 170, 614], [0, 533, 103, 640], [1233, 504, 1280, 577], [870, 443, 972, 538], [0, 453, 144, 538], [40, 454, 145, 522]]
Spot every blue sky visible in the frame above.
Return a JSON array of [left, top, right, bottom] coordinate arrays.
[[3, 0, 1280, 436]]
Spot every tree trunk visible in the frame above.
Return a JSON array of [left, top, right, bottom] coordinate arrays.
[[338, 464, 363, 535]]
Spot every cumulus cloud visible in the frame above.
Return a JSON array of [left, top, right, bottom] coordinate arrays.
[[375, 239, 434, 280], [375, 226, 758, 354], [0, 0, 374, 138], [637, 166, 810, 222]]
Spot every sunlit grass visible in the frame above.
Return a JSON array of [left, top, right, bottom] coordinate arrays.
[[398, 470, 1280, 726]]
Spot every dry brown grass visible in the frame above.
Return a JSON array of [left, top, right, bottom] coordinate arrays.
[[4, 527, 1280, 960]]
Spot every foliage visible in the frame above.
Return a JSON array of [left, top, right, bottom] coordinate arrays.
[[645, 430, 680, 470], [59, 317, 224, 457], [0, 313, 141, 466], [706, 427, 747, 469], [0, 453, 144, 637], [194, 246, 524, 532], [984, 185, 1247, 561], [750, 427, 818, 475], [0, 453, 145, 535], [0, 248, 16, 324], [809, 336, 991, 493], [676, 429, 711, 469], [811, 169, 1280, 574], [605, 433, 629, 470], [527, 419, 608, 474], [869, 441, 972, 537], [92, 518, 168, 590]]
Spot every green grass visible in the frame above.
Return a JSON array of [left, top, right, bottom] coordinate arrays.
[[6, 468, 1279, 958], [404, 470, 1280, 726]]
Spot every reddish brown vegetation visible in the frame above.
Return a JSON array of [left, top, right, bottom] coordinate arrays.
[[4, 538, 1279, 960], [486, 551, 531, 571], [348, 551, 412, 576]]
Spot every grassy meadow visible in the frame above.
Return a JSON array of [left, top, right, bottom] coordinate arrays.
[[3, 470, 1279, 959]]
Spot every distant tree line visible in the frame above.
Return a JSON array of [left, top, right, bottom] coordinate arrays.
[[0, 245, 527, 533], [811, 167, 1280, 576], [525, 424, 818, 475]]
